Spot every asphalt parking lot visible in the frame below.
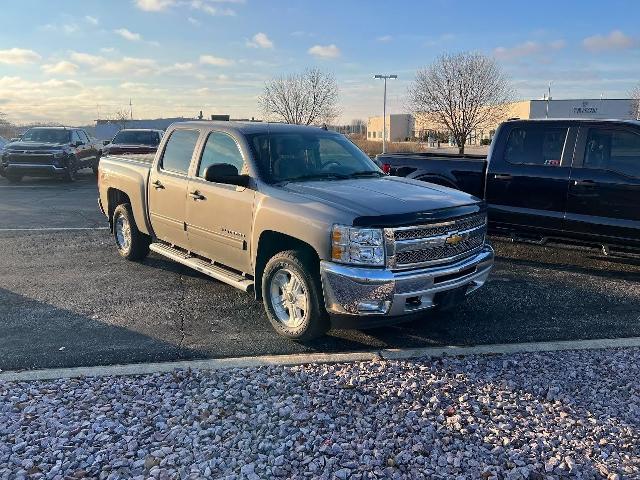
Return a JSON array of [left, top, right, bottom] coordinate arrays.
[[1, 172, 640, 371]]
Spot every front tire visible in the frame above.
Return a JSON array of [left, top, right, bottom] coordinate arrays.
[[6, 174, 22, 184], [112, 203, 150, 261], [262, 250, 329, 340], [63, 157, 78, 182]]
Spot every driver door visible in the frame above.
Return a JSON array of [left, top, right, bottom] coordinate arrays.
[[186, 131, 254, 273]]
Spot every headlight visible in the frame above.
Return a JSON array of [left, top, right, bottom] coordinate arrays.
[[331, 225, 385, 266]]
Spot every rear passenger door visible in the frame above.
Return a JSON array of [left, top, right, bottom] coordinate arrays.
[[77, 130, 96, 166], [148, 128, 201, 247], [565, 125, 640, 241], [485, 122, 575, 232]]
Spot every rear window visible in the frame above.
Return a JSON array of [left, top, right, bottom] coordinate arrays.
[[160, 129, 200, 174], [504, 126, 568, 167], [113, 130, 161, 146]]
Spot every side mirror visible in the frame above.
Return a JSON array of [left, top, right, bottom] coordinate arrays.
[[204, 163, 250, 187], [103, 140, 110, 146], [10, 138, 19, 142], [74, 141, 84, 147]]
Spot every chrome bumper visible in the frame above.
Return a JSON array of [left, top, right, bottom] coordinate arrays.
[[320, 245, 494, 316]]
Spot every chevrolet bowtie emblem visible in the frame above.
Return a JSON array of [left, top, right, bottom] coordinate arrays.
[[445, 233, 464, 246]]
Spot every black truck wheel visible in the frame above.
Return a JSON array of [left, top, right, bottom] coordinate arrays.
[[112, 203, 150, 261], [262, 250, 329, 340], [63, 157, 78, 182], [6, 174, 23, 184]]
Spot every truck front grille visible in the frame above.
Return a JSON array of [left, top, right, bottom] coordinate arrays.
[[389, 213, 487, 269], [6, 153, 55, 165]]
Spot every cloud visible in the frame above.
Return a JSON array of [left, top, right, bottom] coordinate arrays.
[[41, 23, 79, 34], [114, 28, 142, 41], [308, 44, 340, 59], [42, 61, 79, 75], [200, 54, 234, 66], [0, 48, 41, 65], [377, 35, 392, 43], [161, 62, 195, 73], [136, 0, 241, 15], [70, 51, 158, 75], [246, 32, 273, 49], [493, 40, 565, 60], [70, 51, 103, 66], [134, 0, 176, 11], [187, 16, 200, 25], [583, 30, 637, 52], [85, 15, 99, 25]]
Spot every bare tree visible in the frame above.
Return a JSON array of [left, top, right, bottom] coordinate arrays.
[[113, 109, 130, 131], [350, 118, 366, 135], [258, 68, 340, 125], [631, 84, 640, 120], [407, 52, 514, 154]]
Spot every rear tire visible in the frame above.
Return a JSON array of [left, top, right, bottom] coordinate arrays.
[[112, 203, 150, 261], [6, 174, 22, 184], [262, 250, 329, 340]]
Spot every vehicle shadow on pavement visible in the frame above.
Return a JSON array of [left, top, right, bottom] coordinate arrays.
[[497, 255, 640, 281], [0, 288, 199, 371]]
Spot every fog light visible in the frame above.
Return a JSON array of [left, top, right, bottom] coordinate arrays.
[[357, 300, 389, 314]]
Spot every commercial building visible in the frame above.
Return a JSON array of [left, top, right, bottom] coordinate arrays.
[[366, 114, 413, 142], [413, 98, 639, 146]]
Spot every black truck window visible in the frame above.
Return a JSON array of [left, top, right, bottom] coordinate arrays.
[[505, 126, 567, 167], [584, 128, 640, 178], [160, 129, 200, 175]]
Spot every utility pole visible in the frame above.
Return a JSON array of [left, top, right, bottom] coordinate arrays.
[[129, 98, 133, 120], [374, 74, 397, 153], [545, 81, 552, 119]]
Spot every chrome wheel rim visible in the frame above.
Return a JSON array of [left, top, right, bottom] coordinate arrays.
[[269, 268, 308, 328], [115, 214, 131, 251]]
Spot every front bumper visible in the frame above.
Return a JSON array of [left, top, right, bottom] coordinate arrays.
[[320, 245, 494, 317], [4, 163, 66, 177]]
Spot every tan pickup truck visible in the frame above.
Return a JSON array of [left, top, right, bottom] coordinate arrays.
[[98, 121, 494, 339]]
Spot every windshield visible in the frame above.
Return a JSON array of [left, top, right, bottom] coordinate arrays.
[[247, 131, 381, 183], [20, 128, 71, 144], [112, 130, 161, 146]]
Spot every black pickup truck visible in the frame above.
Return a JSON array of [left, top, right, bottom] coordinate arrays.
[[378, 119, 640, 252], [1, 126, 100, 183]]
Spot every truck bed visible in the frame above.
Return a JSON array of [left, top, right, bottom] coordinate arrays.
[[377, 151, 488, 199]]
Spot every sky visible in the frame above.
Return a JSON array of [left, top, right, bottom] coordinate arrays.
[[0, 0, 639, 126]]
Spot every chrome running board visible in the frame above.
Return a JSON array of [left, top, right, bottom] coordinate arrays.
[[149, 243, 254, 293]]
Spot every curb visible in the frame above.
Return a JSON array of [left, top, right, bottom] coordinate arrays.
[[2, 337, 640, 382]]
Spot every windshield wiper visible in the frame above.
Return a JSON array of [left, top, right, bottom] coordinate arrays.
[[285, 173, 351, 182], [344, 170, 385, 178]]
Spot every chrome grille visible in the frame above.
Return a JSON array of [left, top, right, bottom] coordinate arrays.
[[394, 213, 486, 241], [389, 213, 487, 269]]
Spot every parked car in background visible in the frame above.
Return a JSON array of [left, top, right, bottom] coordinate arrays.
[[103, 129, 164, 156], [378, 119, 640, 253], [0, 135, 7, 151], [98, 121, 494, 340], [1, 127, 100, 183]]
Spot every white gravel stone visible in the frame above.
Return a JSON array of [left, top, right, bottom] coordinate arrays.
[[0, 348, 639, 478]]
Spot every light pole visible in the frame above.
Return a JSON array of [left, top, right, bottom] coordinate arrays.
[[374, 74, 397, 153]]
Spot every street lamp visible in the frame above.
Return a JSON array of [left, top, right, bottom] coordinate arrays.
[[374, 74, 397, 153]]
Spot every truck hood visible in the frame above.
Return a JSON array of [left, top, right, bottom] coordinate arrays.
[[282, 175, 481, 218]]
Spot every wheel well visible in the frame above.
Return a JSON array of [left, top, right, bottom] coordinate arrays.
[[107, 188, 131, 230], [254, 231, 319, 300]]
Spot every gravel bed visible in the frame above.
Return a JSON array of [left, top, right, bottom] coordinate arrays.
[[1, 348, 639, 479]]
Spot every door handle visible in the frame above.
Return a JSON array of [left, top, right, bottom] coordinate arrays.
[[493, 174, 512, 180], [189, 191, 206, 201], [573, 179, 596, 187], [152, 180, 164, 190]]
